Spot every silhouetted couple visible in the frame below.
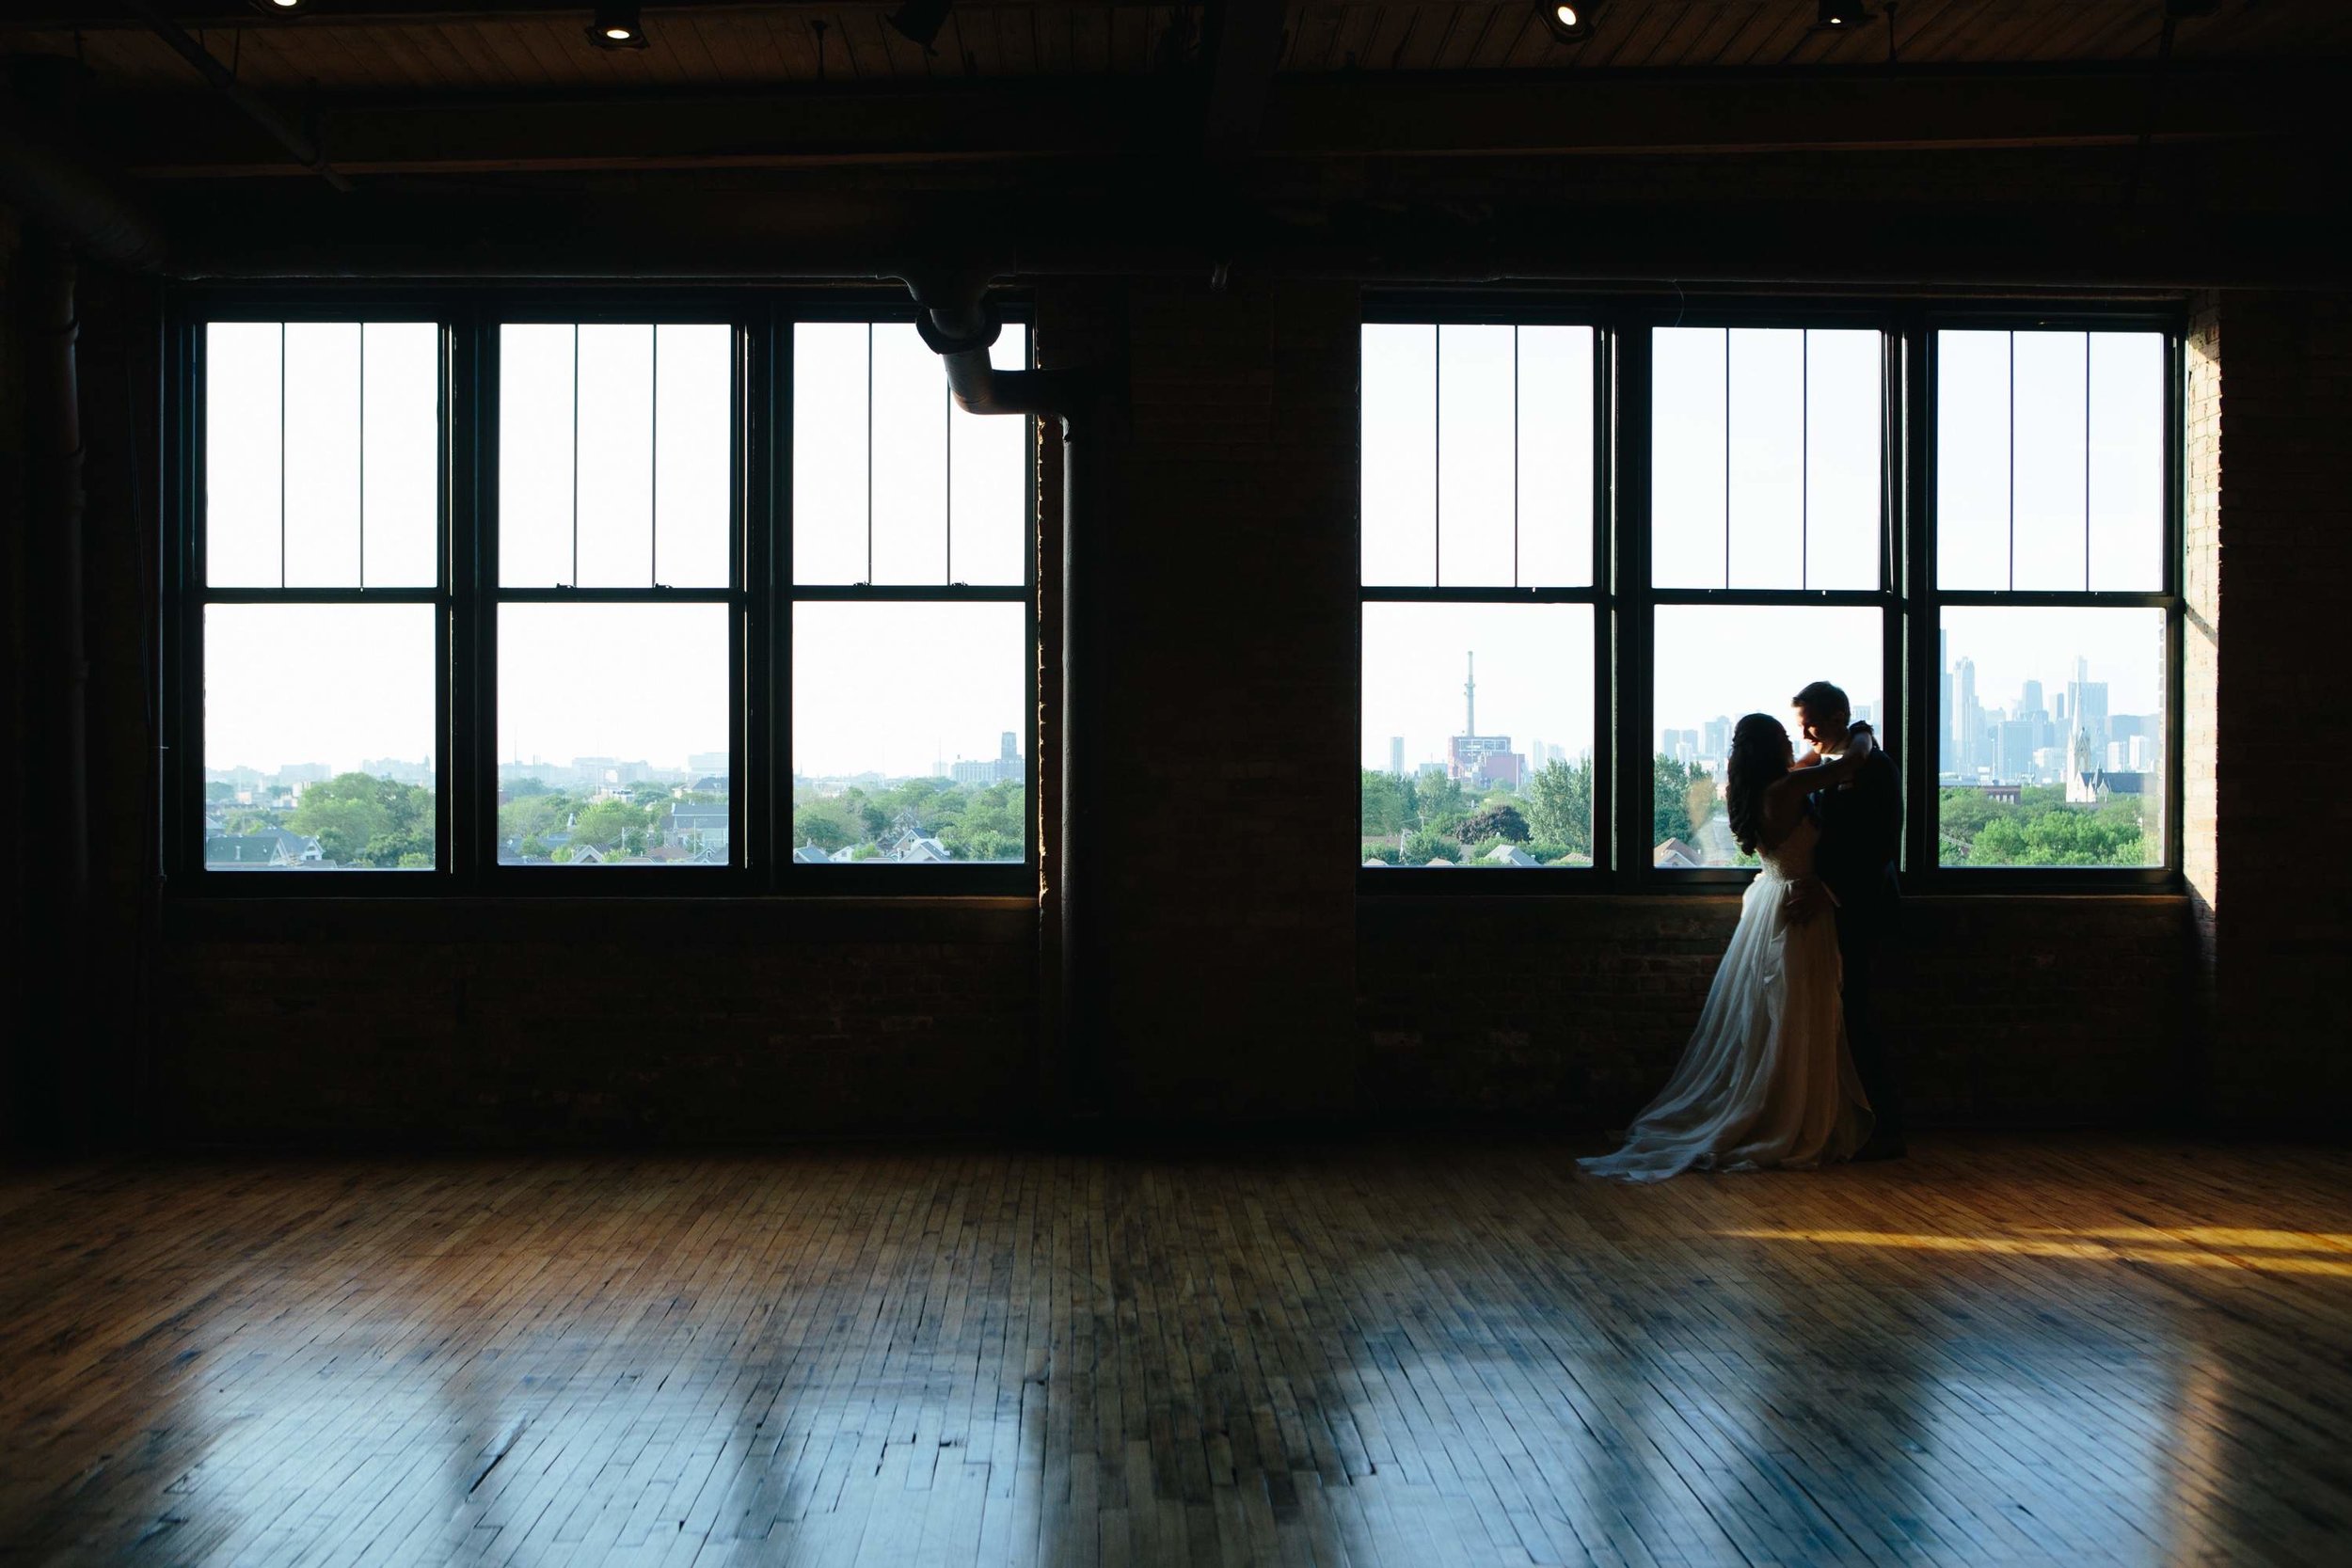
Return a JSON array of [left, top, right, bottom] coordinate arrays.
[[1582, 680, 1906, 1181]]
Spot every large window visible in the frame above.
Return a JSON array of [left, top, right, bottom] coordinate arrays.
[[170, 301, 1037, 890], [1647, 325, 1891, 870], [788, 323, 1031, 867], [1358, 306, 2179, 889], [196, 320, 442, 872], [1931, 327, 2173, 869], [493, 322, 736, 869], [1359, 323, 1601, 871]]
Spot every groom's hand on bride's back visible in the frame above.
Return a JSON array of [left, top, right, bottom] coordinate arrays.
[[1784, 879, 1825, 925]]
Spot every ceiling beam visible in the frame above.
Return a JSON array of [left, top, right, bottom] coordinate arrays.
[[149, 178, 2344, 289], [100, 64, 2344, 178], [0, 0, 1174, 32], [1201, 0, 1290, 159]]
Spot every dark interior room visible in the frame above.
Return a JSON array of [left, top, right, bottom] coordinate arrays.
[[4, 1, 2349, 1562]]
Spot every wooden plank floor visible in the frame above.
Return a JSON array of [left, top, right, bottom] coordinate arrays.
[[2, 1137, 2347, 1567]]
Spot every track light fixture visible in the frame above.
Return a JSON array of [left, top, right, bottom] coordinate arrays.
[[1542, 2, 1592, 44], [887, 0, 955, 52], [588, 0, 651, 50], [1815, 0, 1867, 27]]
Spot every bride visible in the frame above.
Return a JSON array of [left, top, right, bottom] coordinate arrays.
[[1581, 713, 1877, 1181]]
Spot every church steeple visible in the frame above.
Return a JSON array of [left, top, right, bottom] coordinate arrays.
[[1464, 651, 1476, 736]]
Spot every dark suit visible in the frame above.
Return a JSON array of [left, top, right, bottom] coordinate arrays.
[[1813, 727, 1903, 1140]]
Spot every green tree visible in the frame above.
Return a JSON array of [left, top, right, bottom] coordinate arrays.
[[1360, 770, 1412, 836], [792, 801, 855, 852], [571, 800, 648, 850], [1402, 830, 1456, 864], [288, 771, 436, 867], [506, 776, 555, 798], [204, 781, 236, 803], [1525, 759, 1593, 856], [1652, 755, 1695, 846], [1456, 801, 1531, 845]]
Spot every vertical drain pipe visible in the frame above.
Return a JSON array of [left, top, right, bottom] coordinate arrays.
[[906, 275, 1104, 1121], [30, 242, 90, 921]]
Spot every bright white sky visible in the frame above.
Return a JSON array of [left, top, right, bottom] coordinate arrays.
[[204, 320, 1027, 777], [1358, 325, 2166, 769], [201, 320, 2165, 777]]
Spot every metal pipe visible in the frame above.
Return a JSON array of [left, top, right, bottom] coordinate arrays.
[[0, 116, 170, 273], [904, 272, 1106, 1119], [30, 243, 91, 920], [123, 0, 354, 192]]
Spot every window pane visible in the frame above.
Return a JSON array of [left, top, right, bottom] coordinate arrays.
[[1651, 327, 1727, 589], [1437, 325, 1515, 586], [1515, 325, 1593, 587], [653, 325, 733, 588], [2012, 331, 2089, 592], [499, 324, 578, 586], [1652, 605, 1883, 869], [791, 602, 1027, 864], [575, 325, 656, 587], [361, 323, 440, 587], [2089, 332, 2165, 592], [1726, 327, 1804, 590], [205, 322, 283, 587], [870, 323, 948, 583], [283, 323, 361, 587], [497, 604, 732, 866], [948, 325, 1030, 586], [203, 604, 437, 870], [1936, 329, 2011, 590], [1804, 329, 1883, 590], [1937, 607, 2165, 868], [1359, 602, 1595, 868], [792, 322, 871, 585], [1360, 325, 1436, 586]]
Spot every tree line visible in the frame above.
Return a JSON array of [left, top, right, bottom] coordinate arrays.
[[792, 775, 1025, 863], [1357, 754, 1727, 866], [1938, 784, 2151, 867]]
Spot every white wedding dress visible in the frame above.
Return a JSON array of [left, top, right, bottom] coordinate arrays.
[[1580, 814, 1874, 1181]]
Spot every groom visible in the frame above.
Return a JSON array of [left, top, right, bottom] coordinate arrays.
[[1788, 680, 1906, 1160]]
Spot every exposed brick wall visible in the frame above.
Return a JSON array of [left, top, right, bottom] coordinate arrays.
[[2189, 292, 2352, 1128], [1090, 277, 1363, 1121], [1361, 896, 2194, 1129], [24, 271, 2347, 1148], [155, 900, 1038, 1146]]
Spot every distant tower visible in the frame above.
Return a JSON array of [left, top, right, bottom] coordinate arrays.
[[1000, 730, 1017, 761], [1464, 652, 1476, 736], [1955, 657, 1978, 773], [1389, 736, 1406, 778]]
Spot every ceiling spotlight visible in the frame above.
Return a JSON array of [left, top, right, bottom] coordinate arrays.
[[249, 0, 308, 12], [1543, 2, 1592, 43], [588, 0, 650, 49], [1815, 0, 1867, 26], [887, 0, 955, 51]]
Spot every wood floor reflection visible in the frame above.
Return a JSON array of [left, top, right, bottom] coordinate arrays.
[[3, 1138, 2345, 1566]]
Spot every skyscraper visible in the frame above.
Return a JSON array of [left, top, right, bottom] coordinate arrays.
[[1938, 630, 1954, 775], [2067, 657, 2110, 762], [1389, 736, 1405, 778], [1955, 657, 1979, 776]]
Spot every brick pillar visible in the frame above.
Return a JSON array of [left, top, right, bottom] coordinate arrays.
[[1087, 277, 1363, 1122], [2190, 291, 2352, 1128]]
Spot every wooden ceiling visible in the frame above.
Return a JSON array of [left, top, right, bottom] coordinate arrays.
[[14, 1, 2349, 99]]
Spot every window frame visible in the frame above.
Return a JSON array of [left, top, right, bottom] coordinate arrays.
[[1356, 302, 1615, 894], [1911, 306, 2186, 891], [1357, 293, 2187, 897], [163, 287, 1040, 897]]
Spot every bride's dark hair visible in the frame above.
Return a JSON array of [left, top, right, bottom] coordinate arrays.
[[1724, 713, 1790, 857]]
